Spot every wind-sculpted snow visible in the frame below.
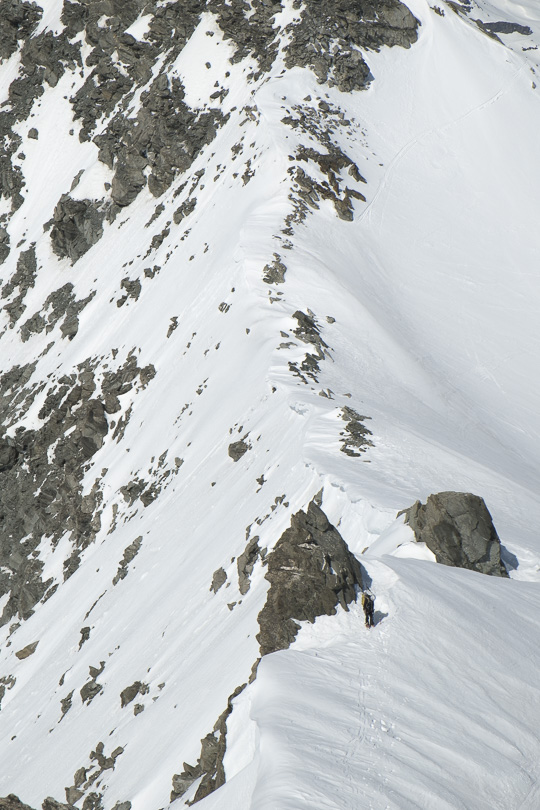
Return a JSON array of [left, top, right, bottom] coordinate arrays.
[[0, 0, 540, 808]]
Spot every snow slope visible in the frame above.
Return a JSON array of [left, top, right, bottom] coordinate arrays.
[[0, 0, 539, 807]]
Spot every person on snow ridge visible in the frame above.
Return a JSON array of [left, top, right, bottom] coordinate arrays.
[[362, 590, 375, 628]]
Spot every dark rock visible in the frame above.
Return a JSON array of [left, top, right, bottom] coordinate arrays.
[[0, 0, 42, 61], [0, 441, 18, 472], [228, 440, 250, 461], [482, 21, 532, 36], [288, 310, 329, 383], [20, 282, 95, 343], [81, 795, 102, 810], [257, 499, 367, 655], [0, 227, 9, 264], [42, 799, 74, 810], [111, 153, 148, 207], [171, 684, 246, 804], [263, 254, 287, 284], [90, 742, 124, 772], [400, 492, 508, 577], [120, 681, 148, 708], [339, 406, 373, 457], [14, 640, 38, 659], [113, 536, 143, 585], [27, 127, 38, 139], [0, 797, 36, 810], [80, 679, 102, 704], [0, 675, 16, 709], [64, 790, 82, 807], [60, 691, 73, 718], [210, 567, 227, 593], [284, 0, 418, 92], [2, 244, 37, 326], [79, 627, 91, 649], [50, 196, 105, 263], [237, 537, 260, 595]]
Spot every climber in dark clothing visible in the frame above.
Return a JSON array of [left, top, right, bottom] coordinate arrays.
[[362, 591, 375, 628]]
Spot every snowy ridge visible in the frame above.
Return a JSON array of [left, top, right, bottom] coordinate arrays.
[[0, 0, 539, 807]]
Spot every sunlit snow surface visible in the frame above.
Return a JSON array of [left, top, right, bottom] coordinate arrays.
[[0, 0, 540, 808]]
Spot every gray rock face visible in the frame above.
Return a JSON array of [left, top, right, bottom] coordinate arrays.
[[0, 0, 42, 61], [1, 245, 37, 326], [0, 797, 36, 810], [400, 492, 508, 577], [257, 499, 367, 656], [50, 196, 105, 263], [284, 0, 419, 92], [41, 799, 74, 810]]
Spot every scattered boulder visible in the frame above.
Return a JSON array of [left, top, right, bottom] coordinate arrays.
[[210, 567, 227, 593], [228, 440, 249, 461], [50, 196, 105, 263], [257, 498, 367, 655], [14, 640, 38, 659], [80, 679, 102, 705], [400, 492, 508, 577], [339, 406, 373, 457], [120, 681, 148, 708]]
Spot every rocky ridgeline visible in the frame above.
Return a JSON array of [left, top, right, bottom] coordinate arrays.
[[284, 0, 418, 92], [400, 491, 509, 577], [172, 498, 367, 803], [0, 0, 418, 263], [257, 498, 368, 654], [0, 1, 419, 807]]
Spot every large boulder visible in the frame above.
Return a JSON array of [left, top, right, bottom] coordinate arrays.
[[257, 498, 367, 655], [400, 492, 508, 577], [50, 195, 105, 263]]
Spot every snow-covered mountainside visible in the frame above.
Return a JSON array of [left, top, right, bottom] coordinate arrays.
[[1, 0, 540, 807]]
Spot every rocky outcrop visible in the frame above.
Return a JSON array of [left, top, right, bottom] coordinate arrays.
[[49, 196, 105, 263], [1, 245, 37, 326], [170, 684, 246, 805], [0, 797, 36, 810], [339, 407, 373, 457], [0, 796, 75, 810], [257, 499, 367, 655], [0, 0, 42, 61], [284, 0, 419, 92], [400, 492, 508, 577]]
